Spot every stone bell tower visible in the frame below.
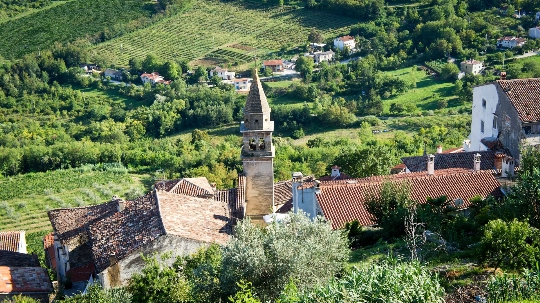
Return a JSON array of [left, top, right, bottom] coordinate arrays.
[[241, 71, 275, 223]]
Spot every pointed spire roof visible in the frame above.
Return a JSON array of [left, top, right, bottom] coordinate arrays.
[[245, 71, 271, 114]]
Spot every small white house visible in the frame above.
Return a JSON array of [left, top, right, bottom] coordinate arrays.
[[209, 67, 235, 81], [529, 27, 540, 39], [497, 36, 527, 48], [234, 78, 251, 91], [313, 50, 335, 64], [141, 72, 170, 85], [460, 59, 483, 75], [333, 35, 355, 51]]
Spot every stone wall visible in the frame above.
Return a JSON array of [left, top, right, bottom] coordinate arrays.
[[495, 84, 522, 160], [243, 158, 274, 223], [98, 234, 205, 288]]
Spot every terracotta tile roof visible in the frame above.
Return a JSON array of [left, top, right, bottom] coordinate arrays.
[[141, 72, 162, 80], [43, 233, 57, 272], [66, 263, 94, 282], [0, 231, 25, 253], [0, 266, 53, 293], [169, 177, 214, 197], [462, 59, 482, 65], [318, 172, 353, 181], [401, 150, 499, 172], [317, 170, 503, 229], [275, 176, 315, 214], [263, 60, 283, 66], [213, 175, 246, 224], [48, 202, 118, 243], [497, 78, 540, 122], [154, 179, 180, 191], [156, 191, 230, 244], [88, 192, 165, 273], [0, 251, 39, 267], [337, 35, 354, 42]]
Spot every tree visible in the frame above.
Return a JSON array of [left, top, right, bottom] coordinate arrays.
[[220, 212, 349, 301], [480, 219, 540, 271], [128, 254, 190, 303], [439, 63, 460, 81], [161, 61, 180, 80], [366, 180, 412, 238], [333, 144, 398, 178], [308, 29, 323, 43], [63, 283, 132, 303], [295, 56, 314, 82], [142, 54, 160, 73]]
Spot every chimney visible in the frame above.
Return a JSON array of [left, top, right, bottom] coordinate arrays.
[[500, 71, 507, 80], [313, 180, 321, 194], [502, 156, 515, 177], [463, 139, 471, 151], [436, 145, 443, 154], [292, 172, 304, 213], [473, 153, 481, 171], [427, 154, 435, 175], [112, 195, 125, 212], [210, 183, 217, 192], [331, 165, 341, 178]]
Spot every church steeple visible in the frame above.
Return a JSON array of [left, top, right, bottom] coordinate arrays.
[[241, 71, 275, 223]]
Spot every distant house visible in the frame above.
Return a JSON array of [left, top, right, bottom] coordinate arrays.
[[209, 67, 235, 80], [104, 69, 123, 81], [460, 59, 483, 75], [141, 72, 170, 85], [79, 63, 100, 74], [333, 35, 355, 50], [263, 60, 284, 72], [497, 36, 526, 48], [234, 78, 251, 91], [529, 27, 540, 39], [0, 232, 53, 302], [313, 50, 335, 64]]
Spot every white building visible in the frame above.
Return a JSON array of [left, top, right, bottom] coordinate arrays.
[[529, 27, 540, 39], [333, 35, 355, 51], [209, 66, 235, 80], [460, 59, 483, 75], [140, 72, 170, 85], [497, 36, 527, 48], [234, 78, 251, 91], [313, 50, 335, 64]]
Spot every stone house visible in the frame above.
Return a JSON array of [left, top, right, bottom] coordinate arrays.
[[333, 35, 355, 51], [466, 78, 540, 162], [460, 59, 483, 75], [104, 69, 123, 81]]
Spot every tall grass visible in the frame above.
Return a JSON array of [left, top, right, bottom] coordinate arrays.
[[284, 259, 445, 303], [487, 265, 540, 303]]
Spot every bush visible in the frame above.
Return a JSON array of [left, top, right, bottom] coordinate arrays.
[[220, 213, 349, 301], [479, 219, 540, 270], [280, 259, 445, 303], [1, 295, 39, 303], [487, 265, 540, 303], [366, 181, 411, 238], [63, 283, 132, 303]]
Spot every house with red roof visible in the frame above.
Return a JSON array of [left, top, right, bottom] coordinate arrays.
[[496, 36, 526, 48], [333, 35, 356, 50], [140, 72, 171, 85], [262, 60, 283, 72]]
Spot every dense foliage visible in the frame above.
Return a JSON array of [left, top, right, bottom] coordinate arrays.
[[487, 266, 540, 303], [64, 283, 132, 303]]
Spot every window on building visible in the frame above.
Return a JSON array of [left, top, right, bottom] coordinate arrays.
[[493, 116, 497, 129], [482, 99, 487, 108], [481, 120, 485, 133]]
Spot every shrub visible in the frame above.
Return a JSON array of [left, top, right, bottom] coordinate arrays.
[[1, 295, 39, 303], [487, 265, 540, 303], [480, 219, 540, 270], [220, 213, 349, 301], [63, 283, 132, 303], [281, 259, 445, 303], [366, 181, 412, 238]]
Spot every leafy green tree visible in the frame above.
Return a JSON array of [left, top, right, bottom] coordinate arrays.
[[366, 181, 412, 238], [142, 54, 160, 73], [220, 212, 349, 301], [161, 61, 180, 80], [63, 283, 132, 303], [295, 56, 314, 82], [439, 63, 460, 80], [128, 254, 191, 303], [308, 29, 323, 43], [333, 144, 398, 178], [480, 219, 540, 271], [1, 295, 39, 303]]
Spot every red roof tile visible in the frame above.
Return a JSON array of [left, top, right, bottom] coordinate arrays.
[[263, 60, 283, 66], [497, 78, 540, 122], [316, 170, 503, 229], [0, 266, 53, 293], [0, 231, 24, 253]]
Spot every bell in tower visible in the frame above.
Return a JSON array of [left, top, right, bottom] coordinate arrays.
[[240, 71, 275, 223]]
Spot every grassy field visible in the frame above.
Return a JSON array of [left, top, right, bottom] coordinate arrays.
[[384, 66, 459, 112], [0, 166, 150, 233], [92, 0, 358, 66], [0, 0, 154, 59]]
